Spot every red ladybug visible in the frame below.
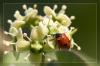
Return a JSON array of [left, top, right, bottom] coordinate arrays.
[[55, 33, 71, 49]]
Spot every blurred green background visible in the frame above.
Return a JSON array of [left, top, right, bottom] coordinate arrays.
[[1, 3, 97, 66]]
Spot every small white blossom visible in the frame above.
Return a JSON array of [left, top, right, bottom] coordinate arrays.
[[42, 16, 49, 26], [47, 38, 55, 49], [57, 25, 69, 33], [57, 14, 71, 26], [37, 22, 48, 38], [44, 6, 56, 17], [14, 10, 24, 20], [16, 28, 23, 40], [16, 39, 30, 52], [30, 27, 39, 40], [9, 27, 18, 36], [58, 5, 67, 14], [25, 7, 38, 18], [11, 20, 25, 29]]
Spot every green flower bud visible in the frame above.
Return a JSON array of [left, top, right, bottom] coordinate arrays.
[[31, 41, 43, 53]]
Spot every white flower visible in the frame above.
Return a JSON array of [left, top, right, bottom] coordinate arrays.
[[16, 28, 24, 40], [16, 39, 30, 52], [42, 16, 49, 26], [25, 7, 38, 18], [57, 14, 71, 26], [37, 22, 49, 38], [57, 25, 69, 33], [9, 27, 18, 36], [44, 6, 56, 17], [48, 19, 54, 26], [15, 28, 30, 52], [48, 19, 57, 34], [14, 10, 24, 20], [30, 26, 39, 40], [58, 5, 67, 14], [11, 20, 25, 29], [31, 22, 48, 40], [47, 37, 55, 49], [44, 35, 55, 51]]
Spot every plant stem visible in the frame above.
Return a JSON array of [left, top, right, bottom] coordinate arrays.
[[40, 52, 45, 66]]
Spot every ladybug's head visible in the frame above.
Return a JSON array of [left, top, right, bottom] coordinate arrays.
[[54, 33, 62, 38]]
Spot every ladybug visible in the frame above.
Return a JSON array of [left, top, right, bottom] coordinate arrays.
[[55, 33, 71, 49]]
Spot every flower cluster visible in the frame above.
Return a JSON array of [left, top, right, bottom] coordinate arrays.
[[3, 4, 81, 62]]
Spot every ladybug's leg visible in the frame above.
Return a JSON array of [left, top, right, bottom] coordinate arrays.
[[58, 46, 61, 51]]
